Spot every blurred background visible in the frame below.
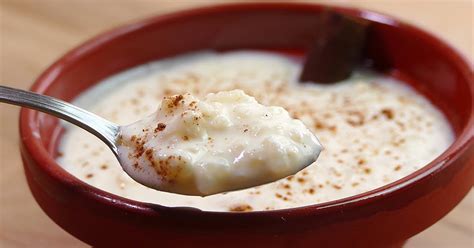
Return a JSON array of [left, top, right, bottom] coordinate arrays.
[[0, 0, 472, 247]]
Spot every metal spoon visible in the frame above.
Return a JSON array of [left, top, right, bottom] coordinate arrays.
[[0, 85, 120, 157]]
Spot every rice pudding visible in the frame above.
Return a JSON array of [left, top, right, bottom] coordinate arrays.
[[58, 51, 453, 211], [117, 90, 321, 196]]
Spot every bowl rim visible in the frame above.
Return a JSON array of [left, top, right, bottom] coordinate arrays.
[[19, 2, 474, 218]]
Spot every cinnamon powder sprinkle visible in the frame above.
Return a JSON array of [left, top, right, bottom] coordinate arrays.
[[145, 148, 153, 158], [172, 95, 184, 107], [132, 137, 146, 158], [154, 123, 166, 132], [332, 184, 342, 190], [229, 204, 253, 212], [314, 121, 324, 129], [346, 111, 365, 126], [85, 173, 94, 179], [394, 165, 402, 171], [381, 108, 394, 119]]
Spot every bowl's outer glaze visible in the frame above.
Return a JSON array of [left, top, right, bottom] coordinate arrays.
[[19, 3, 473, 248]]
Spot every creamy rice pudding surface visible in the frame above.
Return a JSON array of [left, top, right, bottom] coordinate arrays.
[[58, 51, 453, 211]]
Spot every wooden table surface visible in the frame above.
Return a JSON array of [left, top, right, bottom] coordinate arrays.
[[0, 0, 472, 247]]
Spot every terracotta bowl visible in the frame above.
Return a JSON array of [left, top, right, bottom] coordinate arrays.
[[19, 3, 473, 247]]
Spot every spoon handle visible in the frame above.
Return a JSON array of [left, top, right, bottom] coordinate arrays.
[[0, 85, 119, 154]]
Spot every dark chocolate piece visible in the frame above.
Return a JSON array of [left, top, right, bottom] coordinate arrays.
[[299, 10, 369, 83]]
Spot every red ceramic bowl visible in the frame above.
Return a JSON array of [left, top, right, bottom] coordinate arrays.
[[19, 3, 473, 248]]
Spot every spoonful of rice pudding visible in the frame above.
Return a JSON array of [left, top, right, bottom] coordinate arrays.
[[0, 86, 322, 196]]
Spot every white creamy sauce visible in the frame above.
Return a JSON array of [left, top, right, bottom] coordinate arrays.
[[117, 90, 321, 196], [58, 51, 453, 211]]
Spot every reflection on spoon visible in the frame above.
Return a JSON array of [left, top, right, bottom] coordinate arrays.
[[0, 86, 321, 196]]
